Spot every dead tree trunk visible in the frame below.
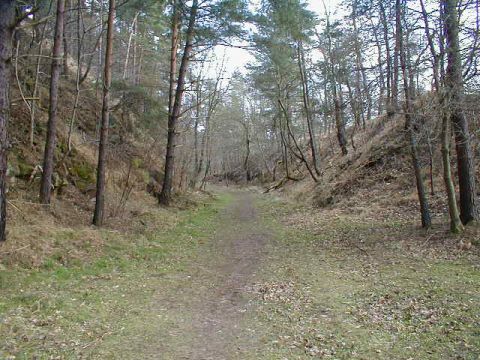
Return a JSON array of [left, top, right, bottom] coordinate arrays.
[[92, 0, 115, 226], [159, 0, 198, 205], [443, 0, 479, 224], [0, 0, 16, 241], [122, 11, 139, 81], [40, 0, 65, 204]]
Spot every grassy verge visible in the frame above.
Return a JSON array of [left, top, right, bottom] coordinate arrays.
[[249, 195, 480, 359], [0, 192, 232, 359]]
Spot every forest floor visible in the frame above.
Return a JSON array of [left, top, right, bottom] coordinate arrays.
[[1, 188, 479, 359]]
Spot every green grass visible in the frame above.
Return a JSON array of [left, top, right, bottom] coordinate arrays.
[[0, 193, 231, 359], [248, 194, 480, 359], [1, 190, 478, 359]]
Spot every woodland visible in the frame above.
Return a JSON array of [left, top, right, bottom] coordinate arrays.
[[0, 0, 479, 358]]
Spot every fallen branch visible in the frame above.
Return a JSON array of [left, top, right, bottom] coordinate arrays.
[[0, 244, 30, 255]]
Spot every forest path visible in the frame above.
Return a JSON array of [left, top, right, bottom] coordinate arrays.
[[112, 189, 272, 359], [4, 188, 478, 359], [161, 189, 270, 359]]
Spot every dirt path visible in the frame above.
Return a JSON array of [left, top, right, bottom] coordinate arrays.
[[188, 190, 270, 359], [150, 190, 271, 359], [3, 188, 479, 359]]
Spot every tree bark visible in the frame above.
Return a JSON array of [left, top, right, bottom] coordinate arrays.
[[325, 13, 348, 156], [397, 0, 431, 228], [159, 0, 198, 205], [296, 41, 320, 174], [441, 107, 464, 233], [334, 94, 348, 156], [443, 0, 479, 224], [0, 0, 16, 241], [40, 0, 65, 204], [242, 122, 251, 181], [62, 0, 70, 76], [122, 11, 139, 81], [419, 0, 461, 232], [392, 0, 401, 113], [93, 0, 115, 226], [379, 1, 392, 114], [168, 0, 180, 119]]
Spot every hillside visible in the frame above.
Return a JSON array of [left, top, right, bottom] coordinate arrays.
[[3, 67, 480, 267], [2, 61, 171, 266], [275, 111, 479, 240]]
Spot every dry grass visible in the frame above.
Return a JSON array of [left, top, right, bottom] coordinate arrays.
[[279, 111, 479, 244], [0, 184, 209, 268], [2, 63, 175, 269], [251, 193, 480, 359]]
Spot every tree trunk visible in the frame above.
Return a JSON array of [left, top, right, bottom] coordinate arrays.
[[243, 124, 251, 181], [397, 0, 431, 228], [40, 0, 65, 204], [407, 117, 432, 228], [0, 0, 16, 241], [345, 78, 359, 151], [441, 108, 464, 233], [159, 0, 198, 205], [122, 11, 139, 81], [351, 1, 370, 127], [92, 0, 115, 226], [94, 0, 104, 139], [278, 99, 319, 182], [62, 0, 70, 76], [168, 0, 180, 118], [379, 1, 392, 114], [30, 19, 48, 148], [392, 0, 401, 113], [325, 13, 348, 156], [296, 41, 320, 174], [190, 76, 201, 188], [443, 0, 479, 224], [334, 90, 348, 156], [419, 0, 461, 232]]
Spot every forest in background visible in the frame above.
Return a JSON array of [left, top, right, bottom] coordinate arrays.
[[1, 0, 480, 358], [0, 0, 479, 244]]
